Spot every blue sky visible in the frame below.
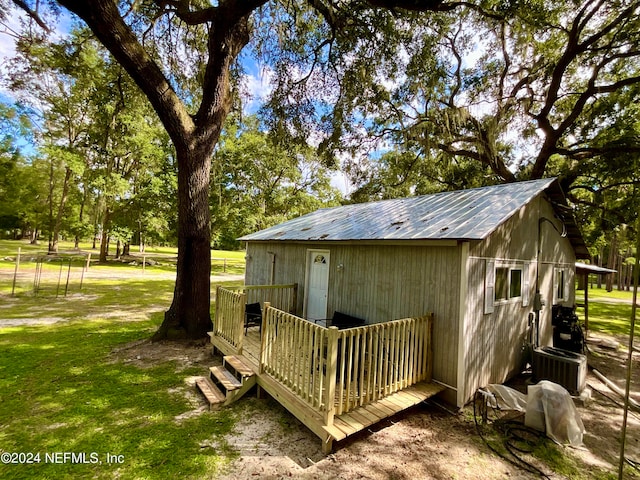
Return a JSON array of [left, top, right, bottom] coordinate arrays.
[[0, 7, 350, 193]]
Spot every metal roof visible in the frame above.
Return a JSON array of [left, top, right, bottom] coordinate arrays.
[[575, 262, 616, 275], [239, 178, 590, 258]]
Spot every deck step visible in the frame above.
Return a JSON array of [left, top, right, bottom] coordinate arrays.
[[195, 377, 225, 409], [223, 355, 256, 379], [210, 366, 242, 392]]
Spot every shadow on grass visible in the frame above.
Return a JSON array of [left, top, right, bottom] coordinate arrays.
[[0, 318, 238, 480]]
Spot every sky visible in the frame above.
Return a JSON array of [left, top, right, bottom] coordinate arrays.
[[0, 8, 351, 193]]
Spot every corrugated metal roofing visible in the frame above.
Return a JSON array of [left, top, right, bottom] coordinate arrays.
[[239, 178, 589, 257]]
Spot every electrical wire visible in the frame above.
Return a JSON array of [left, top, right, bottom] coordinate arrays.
[[473, 390, 552, 479]]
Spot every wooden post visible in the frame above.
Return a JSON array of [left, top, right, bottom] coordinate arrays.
[[259, 302, 271, 374], [324, 326, 339, 427], [56, 259, 64, 298], [11, 247, 21, 296], [236, 292, 247, 354], [214, 285, 221, 335], [583, 272, 589, 337], [80, 253, 89, 290], [142, 255, 146, 274]]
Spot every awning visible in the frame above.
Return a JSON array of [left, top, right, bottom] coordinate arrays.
[[575, 262, 617, 275]]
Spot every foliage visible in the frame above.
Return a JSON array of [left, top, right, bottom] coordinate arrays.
[[261, 0, 640, 242], [0, 103, 33, 234], [211, 115, 342, 249], [4, 27, 178, 252]]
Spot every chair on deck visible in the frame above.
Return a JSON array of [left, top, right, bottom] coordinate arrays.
[[245, 302, 262, 335], [330, 311, 366, 329]]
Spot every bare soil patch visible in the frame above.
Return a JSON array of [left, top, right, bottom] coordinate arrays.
[[111, 333, 639, 479]]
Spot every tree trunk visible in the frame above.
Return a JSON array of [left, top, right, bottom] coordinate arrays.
[[57, 0, 254, 340], [99, 207, 110, 262], [152, 144, 212, 340], [50, 166, 73, 254]]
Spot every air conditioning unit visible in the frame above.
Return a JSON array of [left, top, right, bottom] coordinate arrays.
[[532, 346, 587, 395]]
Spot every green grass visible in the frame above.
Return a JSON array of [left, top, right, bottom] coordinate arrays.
[[576, 286, 639, 338], [0, 239, 246, 288], [0, 275, 243, 480]]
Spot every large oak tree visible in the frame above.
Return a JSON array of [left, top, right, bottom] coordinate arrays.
[[49, 0, 454, 339]]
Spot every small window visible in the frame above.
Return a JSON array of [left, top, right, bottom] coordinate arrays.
[[554, 267, 566, 302], [510, 269, 522, 298], [314, 254, 327, 264], [495, 267, 509, 301], [494, 265, 523, 302]]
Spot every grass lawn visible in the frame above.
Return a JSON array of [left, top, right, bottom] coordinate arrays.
[[576, 286, 639, 338], [0, 268, 245, 480], [0, 240, 246, 293]]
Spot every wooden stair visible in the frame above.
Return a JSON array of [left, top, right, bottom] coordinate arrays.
[[195, 355, 257, 409]]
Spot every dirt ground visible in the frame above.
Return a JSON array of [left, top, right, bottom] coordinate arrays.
[[112, 331, 639, 480]]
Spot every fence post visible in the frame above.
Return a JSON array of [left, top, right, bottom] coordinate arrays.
[[11, 247, 21, 296], [64, 258, 72, 296], [324, 326, 339, 427], [56, 259, 64, 298]]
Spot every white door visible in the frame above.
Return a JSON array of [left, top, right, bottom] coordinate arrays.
[[305, 250, 330, 321]]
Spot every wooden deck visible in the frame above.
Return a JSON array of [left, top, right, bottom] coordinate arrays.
[[211, 290, 444, 453], [219, 326, 444, 450]]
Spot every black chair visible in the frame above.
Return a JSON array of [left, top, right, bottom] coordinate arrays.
[[330, 311, 366, 330], [245, 302, 262, 335]]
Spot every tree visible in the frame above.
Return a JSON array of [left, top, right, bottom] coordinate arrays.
[[49, 0, 457, 340], [325, 1, 639, 195], [8, 32, 96, 253], [314, 0, 640, 262], [212, 115, 341, 248], [0, 102, 32, 236]]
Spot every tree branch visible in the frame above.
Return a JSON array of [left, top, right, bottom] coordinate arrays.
[[11, 0, 51, 32]]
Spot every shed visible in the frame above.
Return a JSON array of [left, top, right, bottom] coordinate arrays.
[[239, 178, 590, 406]]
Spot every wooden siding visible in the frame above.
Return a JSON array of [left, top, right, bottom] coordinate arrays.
[[245, 242, 461, 392], [461, 194, 578, 404]]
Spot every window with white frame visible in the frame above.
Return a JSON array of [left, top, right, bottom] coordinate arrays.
[[554, 267, 568, 303], [485, 260, 530, 314], [495, 266, 523, 301]]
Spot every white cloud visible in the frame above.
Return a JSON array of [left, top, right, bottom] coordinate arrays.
[[0, 13, 23, 69], [241, 65, 273, 114]]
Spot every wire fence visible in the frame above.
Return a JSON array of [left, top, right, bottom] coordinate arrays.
[[1, 248, 245, 297], [4, 250, 91, 297]]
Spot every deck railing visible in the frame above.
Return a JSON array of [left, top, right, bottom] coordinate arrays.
[[213, 284, 298, 355], [214, 286, 246, 353], [334, 315, 433, 415], [259, 305, 433, 424], [231, 283, 297, 314]]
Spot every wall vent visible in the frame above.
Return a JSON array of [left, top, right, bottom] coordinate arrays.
[[532, 346, 587, 395]]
